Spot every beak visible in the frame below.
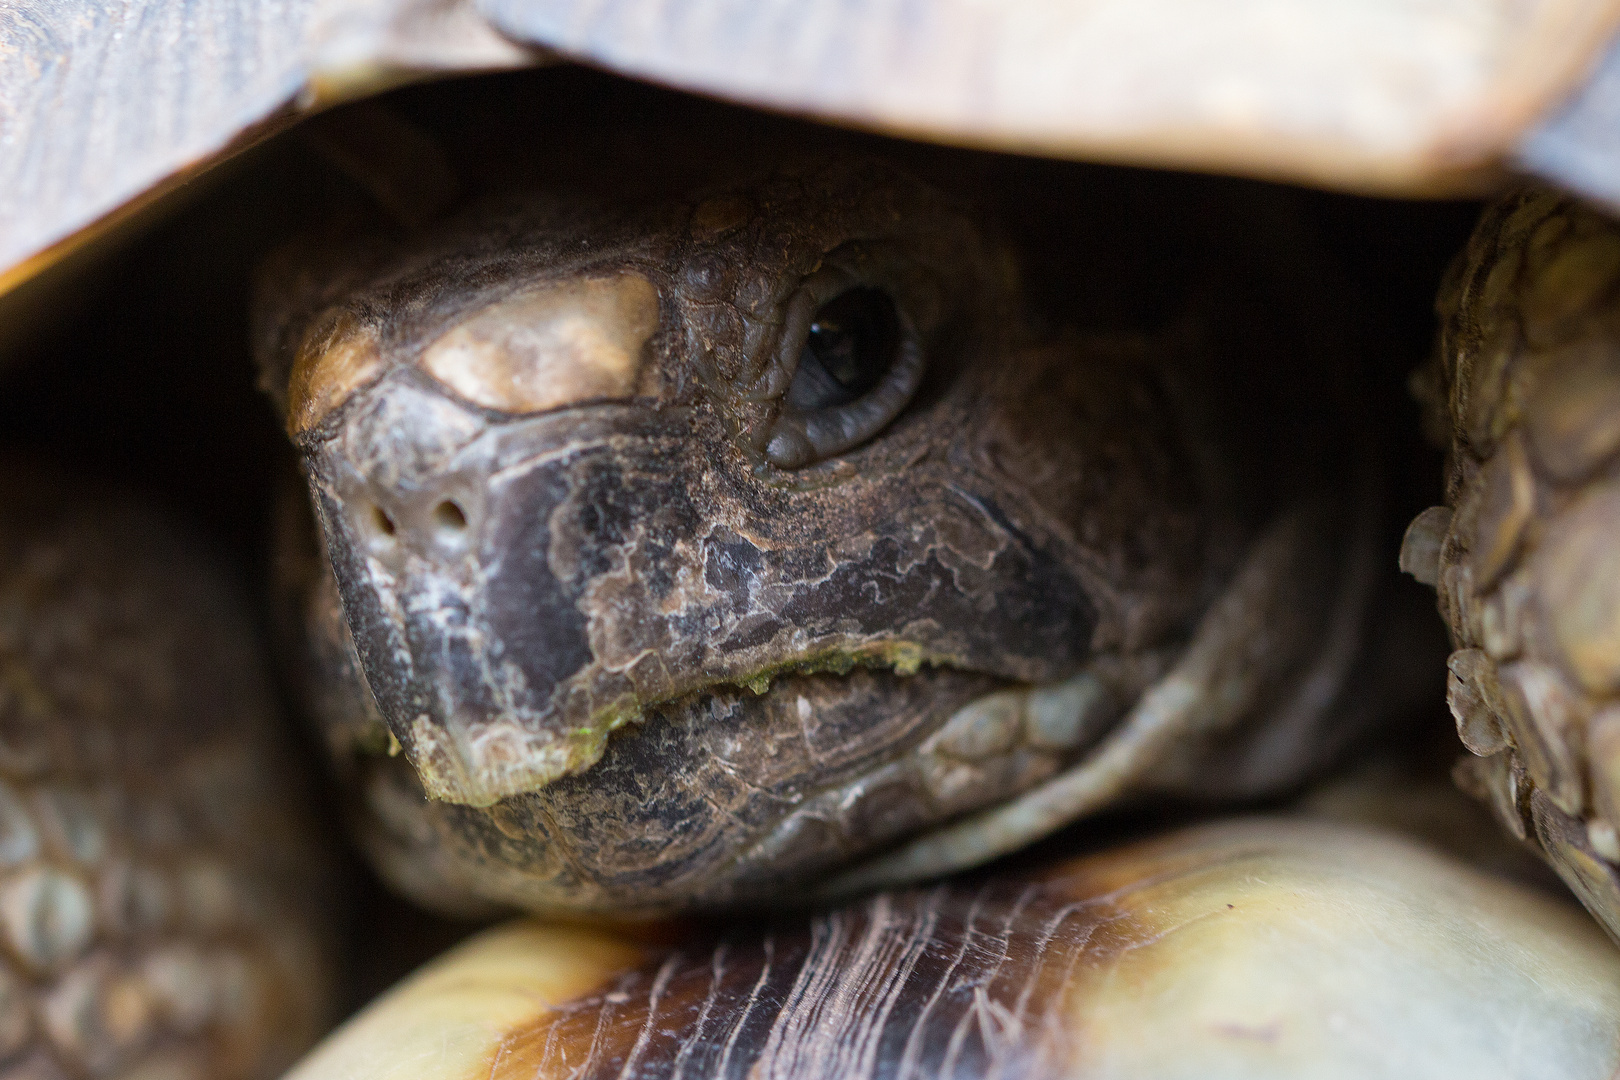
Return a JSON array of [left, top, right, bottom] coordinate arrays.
[[298, 272, 673, 805]]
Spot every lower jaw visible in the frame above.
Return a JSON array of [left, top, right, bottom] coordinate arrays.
[[353, 494, 1365, 919], [348, 663, 1138, 917]]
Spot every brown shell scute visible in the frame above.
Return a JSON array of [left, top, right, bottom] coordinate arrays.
[[1426, 186, 1620, 940], [0, 473, 339, 1080]]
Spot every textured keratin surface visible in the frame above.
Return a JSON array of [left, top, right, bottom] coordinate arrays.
[[9, 0, 1620, 293], [1419, 186, 1620, 941], [283, 819, 1620, 1080], [481, 0, 1620, 193], [0, 475, 337, 1080], [0, 0, 533, 290]]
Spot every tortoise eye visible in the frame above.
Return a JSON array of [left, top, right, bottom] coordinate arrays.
[[785, 288, 902, 411], [766, 287, 925, 469]]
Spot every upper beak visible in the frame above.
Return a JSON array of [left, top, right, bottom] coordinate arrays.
[[295, 272, 668, 805]]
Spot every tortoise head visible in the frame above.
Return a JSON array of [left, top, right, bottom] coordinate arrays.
[[257, 153, 1263, 914]]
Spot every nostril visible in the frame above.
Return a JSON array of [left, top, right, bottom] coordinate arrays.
[[369, 504, 398, 540], [433, 500, 469, 536]]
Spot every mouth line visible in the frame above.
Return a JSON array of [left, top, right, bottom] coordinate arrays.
[[404, 639, 984, 807], [688, 638, 953, 699], [564, 638, 980, 760]]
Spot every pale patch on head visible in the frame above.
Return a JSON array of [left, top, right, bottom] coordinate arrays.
[[287, 309, 384, 436], [407, 712, 605, 807], [419, 273, 660, 414]]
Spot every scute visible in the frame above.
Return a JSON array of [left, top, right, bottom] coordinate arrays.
[[9, 0, 1620, 306], [280, 819, 1620, 1080], [0, 0, 312, 290], [0, 0, 535, 299], [478, 0, 1620, 195]]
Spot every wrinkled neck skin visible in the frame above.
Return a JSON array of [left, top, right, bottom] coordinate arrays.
[[259, 153, 1368, 917]]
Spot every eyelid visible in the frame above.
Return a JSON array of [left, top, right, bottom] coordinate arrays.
[[746, 266, 852, 404], [764, 313, 925, 469]]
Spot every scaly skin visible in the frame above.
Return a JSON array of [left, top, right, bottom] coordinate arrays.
[[1417, 187, 1620, 943], [0, 472, 338, 1080]]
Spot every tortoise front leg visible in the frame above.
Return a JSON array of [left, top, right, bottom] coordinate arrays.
[[0, 471, 339, 1080], [1410, 188, 1620, 942]]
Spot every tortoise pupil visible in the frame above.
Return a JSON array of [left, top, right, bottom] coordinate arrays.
[[786, 288, 901, 411]]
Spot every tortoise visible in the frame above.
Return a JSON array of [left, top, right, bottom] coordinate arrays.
[[6, 0, 1620, 1077]]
